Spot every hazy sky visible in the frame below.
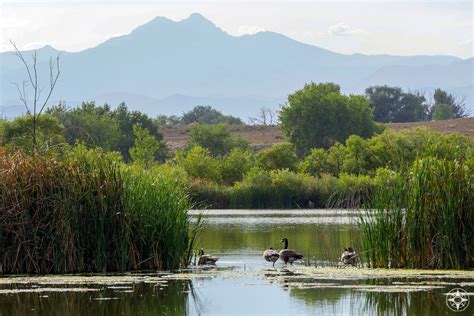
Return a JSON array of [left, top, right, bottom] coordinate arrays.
[[1, 1, 473, 58]]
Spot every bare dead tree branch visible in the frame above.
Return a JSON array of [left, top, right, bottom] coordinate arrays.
[[10, 40, 61, 153], [39, 54, 61, 115], [248, 107, 276, 125], [10, 40, 35, 93], [11, 81, 30, 114]]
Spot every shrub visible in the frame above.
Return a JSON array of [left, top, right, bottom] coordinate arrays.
[[299, 148, 329, 176], [188, 124, 249, 156], [228, 168, 329, 209], [0, 114, 65, 153], [187, 179, 230, 209], [328, 173, 375, 208], [182, 105, 243, 125], [129, 125, 165, 168], [176, 146, 221, 182], [432, 104, 453, 120], [257, 143, 299, 171], [219, 148, 256, 185], [341, 135, 370, 174]]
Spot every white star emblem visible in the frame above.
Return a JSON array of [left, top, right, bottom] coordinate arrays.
[[446, 288, 470, 312]]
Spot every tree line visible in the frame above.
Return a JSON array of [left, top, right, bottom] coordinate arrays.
[[365, 85, 468, 122]]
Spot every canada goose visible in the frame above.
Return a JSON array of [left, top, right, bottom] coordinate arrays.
[[340, 247, 358, 266], [197, 248, 219, 265], [263, 247, 280, 268], [279, 238, 303, 265]]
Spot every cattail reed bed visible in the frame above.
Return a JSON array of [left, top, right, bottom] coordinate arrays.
[[360, 158, 473, 269], [0, 148, 199, 274]]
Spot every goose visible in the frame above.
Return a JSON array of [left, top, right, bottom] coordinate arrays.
[[279, 238, 303, 265], [340, 247, 358, 266], [197, 248, 219, 265], [263, 247, 280, 268]]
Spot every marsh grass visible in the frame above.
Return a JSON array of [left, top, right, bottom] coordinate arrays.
[[188, 169, 337, 209], [360, 157, 473, 269], [0, 148, 200, 274], [187, 170, 375, 209]]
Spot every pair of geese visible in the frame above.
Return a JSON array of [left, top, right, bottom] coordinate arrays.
[[264, 241, 359, 268], [263, 237, 303, 268]]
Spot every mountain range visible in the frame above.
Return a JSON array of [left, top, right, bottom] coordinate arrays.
[[1, 13, 473, 119]]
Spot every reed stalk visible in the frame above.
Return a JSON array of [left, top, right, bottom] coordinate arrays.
[[360, 157, 473, 269], [0, 148, 199, 274]]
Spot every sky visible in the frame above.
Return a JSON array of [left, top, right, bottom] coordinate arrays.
[[1, 1, 473, 58]]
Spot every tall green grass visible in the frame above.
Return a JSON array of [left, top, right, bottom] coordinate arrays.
[[187, 168, 374, 209], [360, 157, 473, 269], [0, 147, 199, 274]]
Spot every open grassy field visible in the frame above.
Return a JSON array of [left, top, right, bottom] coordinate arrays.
[[162, 117, 474, 152]]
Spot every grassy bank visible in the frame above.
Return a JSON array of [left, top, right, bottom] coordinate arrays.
[[0, 147, 199, 274], [187, 171, 375, 209], [360, 157, 473, 269]]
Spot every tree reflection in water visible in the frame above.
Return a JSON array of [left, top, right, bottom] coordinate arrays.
[[0, 279, 201, 316]]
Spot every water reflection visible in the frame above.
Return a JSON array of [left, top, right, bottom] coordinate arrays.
[[0, 281, 192, 316]]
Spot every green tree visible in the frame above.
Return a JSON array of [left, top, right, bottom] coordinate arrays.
[[238, 167, 272, 188], [432, 103, 454, 120], [365, 85, 403, 122], [176, 146, 220, 182], [129, 125, 163, 168], [341, 135, 369, 174], [280, 82, 377, 154], [326, 142, 346, 176], [219, 148, 256, 184], [365, 85, 429, 122], [0, 114, 65, 152], [48, 102, 167, 161], [182, 105, 243, 125], [393, 92, 428, 122], [188, 124, 249, 156], [299, 148, 330, 177], [47, 102, 121, 151], [433, 88, 466, 118], [111, 103, 165, 161], [256, 143, 299, 171]]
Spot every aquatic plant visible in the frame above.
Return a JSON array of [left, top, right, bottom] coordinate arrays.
[[360, 157, 473, 269], [0, 146, 199, 274]]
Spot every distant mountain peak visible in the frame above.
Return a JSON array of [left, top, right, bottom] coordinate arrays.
[[131, 12, 221, 37], [2, 13, 471, 117], [180, 13, 220, 30], [185, 13, 210, 22]]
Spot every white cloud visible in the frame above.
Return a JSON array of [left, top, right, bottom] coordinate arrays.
[[237, 25, 266, 35], [328, 22, 366, 36]]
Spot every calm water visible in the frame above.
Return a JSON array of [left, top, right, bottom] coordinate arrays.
[[1, 209, 473, 315]]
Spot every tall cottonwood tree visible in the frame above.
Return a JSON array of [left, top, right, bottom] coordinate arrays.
[[280, 82, 378, 155]]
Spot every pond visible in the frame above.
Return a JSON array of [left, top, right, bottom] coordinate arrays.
[[1, 209, 473, 315]]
